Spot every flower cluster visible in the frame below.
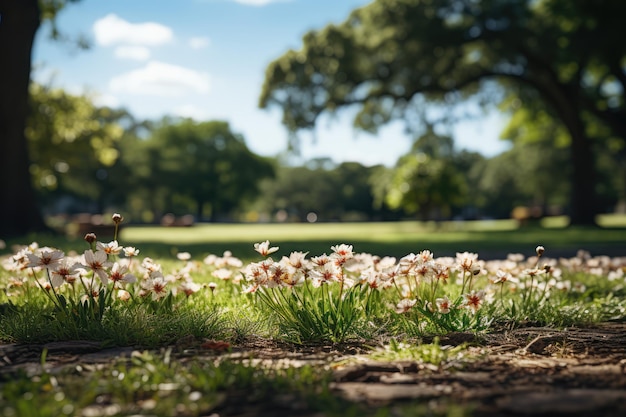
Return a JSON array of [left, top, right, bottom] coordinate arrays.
[[1, 215, 206, 314], [2, 220, 625, 342]]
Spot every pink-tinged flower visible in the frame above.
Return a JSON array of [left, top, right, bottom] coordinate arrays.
[[242, 283, 259, 294], [117, 289, 131, 301], [212, 268, 233, 281], [123, 247, 140, 258], [268, 263, 289, 287], [376, 256, 397, 271], [432, 263, 450, 283], [283, 251, 309, 271], [310, 262, 340, 287], [283, 270, 305, 288], [310, 254, 331, 267], [491, 269, 512, 285], [523, 268, 546, 278], [462, 290, 485, 313], [141, 257, 162, 274], [180, 280, 202, 296], [96, 240, 122, 256], [244, 263, 266, 284], [398, 253, 419, 269], [108, 262, 137, 285], [395, 298, 417, 314], [435, 296, 452, 314], [177, 252, 192, 261], [50, 259, 82, 287], [415, 261, 432, 279], [331, 244, 353, 258], [254, 240, 279, 257], [456, 251, 479, 273], [361, 268, 382, 289], [418, 250, 434, 263], [26, 249, 64, 271], [83, 249, 112, 286], [331, 244, 354, 266], [145, 276, 168, 300]]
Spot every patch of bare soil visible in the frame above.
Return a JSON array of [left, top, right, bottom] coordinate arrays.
[[332, 323, 626, 417], [1, 323, 625, 416]]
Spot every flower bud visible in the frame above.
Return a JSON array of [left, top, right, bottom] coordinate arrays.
[[536, 246, 545, 256], [112, 213, 124, 224], [117, 289, 131, 301], [84, 233, 97, 244]]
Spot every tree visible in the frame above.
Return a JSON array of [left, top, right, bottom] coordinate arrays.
[[498, 93, 622, 217], [146, 119, 274, 221], [27, 84, 131, 214], [259, 0, 626, 226], [0, 0, 80, 237], [256, 161, 385, 222], [383, 130, 467, 220]]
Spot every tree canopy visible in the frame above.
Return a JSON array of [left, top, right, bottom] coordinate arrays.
[[260, 0, 626, 225], [141, 119, 275, 221]]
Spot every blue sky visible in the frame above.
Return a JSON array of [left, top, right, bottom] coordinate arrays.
[[33, 0, 509, 167]]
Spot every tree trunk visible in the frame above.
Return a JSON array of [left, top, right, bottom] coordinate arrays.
[[532, 77, 600, 227], [564, 112, 599, 226], [0, 1, 48, 237], [196, 199, 204, 222]]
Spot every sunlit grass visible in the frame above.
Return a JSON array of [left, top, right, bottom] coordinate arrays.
[[1, 220, 625, 417], [115, 218, 626, 261]]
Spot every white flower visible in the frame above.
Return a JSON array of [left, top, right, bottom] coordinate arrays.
[[144, 276, 168, 300], [177, 252, 192, 261], [83, 249, 112, 286], [254, 240, 279, 257], [395, 298, 417, 314], [108, 262, 137, 285], [26, 249, 64, 271], [50, 258, 82, 287], [491, 269, 512, 284], [435, 296, 451, 314], [462, 290, 485, 313], [310, 262, 340, 287], [117, 289, 131, 301], [456, 251, 479, 273], [212, 268, 233, 281], [123, 247, 140, 257], [96, 240, 122, 256]]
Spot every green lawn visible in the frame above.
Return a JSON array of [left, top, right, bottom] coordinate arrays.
[[117, 217, 626, 261], [4, 216, 624, 261]]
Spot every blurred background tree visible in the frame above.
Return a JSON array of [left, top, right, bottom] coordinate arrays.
[[27, 84, 132, 215], [383, 129, 468, 220], [135, 119, 275, 222], [259, 0, 626, 226], [3, 0, 626, 235]]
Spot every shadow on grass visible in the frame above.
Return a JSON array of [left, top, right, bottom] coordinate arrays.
[[125, 230, 626, 261], [3, 224, 625, 261]]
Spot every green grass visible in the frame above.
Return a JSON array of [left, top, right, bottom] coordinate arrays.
[[4, 216, 625, 261], [1, 217, 625, 416], [112, 218, 626, 261], [0, 348, 473, 417]]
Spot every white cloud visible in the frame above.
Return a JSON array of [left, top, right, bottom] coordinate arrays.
[[93, 93, 121, 109], [93, 14, 173, 46], [114, 45, 151, 61], [109, 61, 211, 97], [173, 104, 212, 120], [189, 36, 211, 49]]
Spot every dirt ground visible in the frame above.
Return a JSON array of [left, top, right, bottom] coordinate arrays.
[[1, 323, 625, 416]]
